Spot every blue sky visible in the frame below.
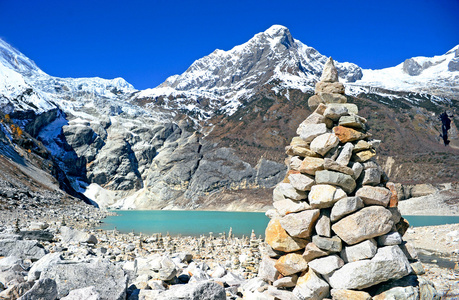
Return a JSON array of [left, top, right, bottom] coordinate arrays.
[[0, 0, 458, 90]]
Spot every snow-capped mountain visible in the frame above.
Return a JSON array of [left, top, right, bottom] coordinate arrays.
[[347, 45, 459, 102], [133, 25, 363, 119]]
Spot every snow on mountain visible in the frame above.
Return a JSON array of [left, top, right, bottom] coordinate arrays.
[[347, 45, 459, 102], [134, 25, 363, 119]]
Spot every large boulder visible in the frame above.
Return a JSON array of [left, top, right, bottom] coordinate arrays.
[[59, 226, 97, 244], [0, 239, 47, 261], [265, 218, 309, 252], [18, 278, 58, 300]]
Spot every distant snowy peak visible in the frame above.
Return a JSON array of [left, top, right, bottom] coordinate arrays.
[[348, 44, 459, 101], [136, 25, 363, 118]]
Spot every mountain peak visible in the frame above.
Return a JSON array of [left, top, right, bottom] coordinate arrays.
[[263, 25, 289, 37]]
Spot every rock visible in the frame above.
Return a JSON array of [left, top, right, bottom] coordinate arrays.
[[275, 183, 307, 201], [60, 226, 98, 244], [315, 81, 345, 94], [327, 246, 412, 290], [273, 199, 311, 217], [352, 149, 376, 162], [351, 162, 363, 179], [315, 209, 331, 237], [18, 278, 58, 300], [190, 281, 227, 300], [293, 268, 330, 300], [240, 277, 269, 293], [377, 231, 402, 246], [340, 239, 378, 263], [323, 158, 354, 176], [288, 173, 315, 191], [373, 286, 419, 300], [418, 277, 440, 299], [308, 184, 347, 209], [353, 140, 373, 152], [410, 261, 425, 275], [312, 235, 342, 253], [61, 286, 100, 300], [323, 105, 349, 121], [331, 206, 394, 245], [315, 170, 356, 194], [303, 243, 330, 262], [290, 156, 304, 172], [355, 186, 391, 206], [308, 254, 344, 276], [273, 274, 298, 288], [0, 281, 34, 300], [320, 57, 339, 82], [39, 259, 127, 300], [0, 239, 47, 261], [362, 167, 381, 186], [310, 133, 339, 156], [330, 289, 371, 300], [28, 252, 63, 281], [333, 126, 369, 143], [330, 196, 364, 222], [299, 157, 325, 175], [402, 58, 422, 76], [19, 230, 54, 242], [258, 256, 280, 283], [267, 286, 299, 300], [297, 123, 328, 142], [265, 219, 308, 252], [275, 253, 309, 276], [299, 113, 333, 128], [290, 136, 309, 147], [308, 95, 324, 109], [327, 103, 358, 115], [150, 256, 178, 281], [335, 142, 354, 166], [279, 209, 320, 239], [286, 145, 319, 158], [0, 256, 27, 286], [399, 242, 418, 261], [338, 115, 365, 129], [318, 93, 347, 104], [386, 182, 399, 207]]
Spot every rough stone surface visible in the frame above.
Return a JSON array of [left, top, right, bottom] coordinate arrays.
[[312, 235, 342, 253], [275, 182, 308, 200], [320, 57, 339, 82], [0, 239, 47, 261], [273, 275, 298, 288], [265, 218, 308, 252], [328, 246, 412, 290], [39, 259, 127, 300], [339, 115, 365, 129], [377, 231, 403, 246], [315, 170, 356, 194], [18, 278, 58, 300], [302, 242, 330, 262], [258, 256, 280, 283], [327, 103, 358, 114], [335, 142, 354, 166], [308, 184, 347, 209], [340, 239, 378, 263], [323, 105, 349, 121], [299, 157, 325, 175], [318, 93, 347, 104], [362, 167, 382, 186], [352, 149, 376, 162], [288, 173, 315, 191], [355, 186, 391, 207], [330, 196, 364, 222], [279, 209, 320, 238], [310, 133, 339, 156], [333, 126, 369, 143], [323, 158, 354, 176], [315, 81, 344, 94], [297, 123, 328, 142], [331, 206, 394, 245], [28, 252, 64, 281], [60, 286, 101, 300], [315, 209, 331, 237], [286, 145, 319, 158], [60, 226, 98, 244], [308, 254, 344, 276], [273, 198, 311, 217], [293, 268, 330, 300], [275, 253, 308, 276], [351, 162, 364, 180], [330, 289, 372, 300]]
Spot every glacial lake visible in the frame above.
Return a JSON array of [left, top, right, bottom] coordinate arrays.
[[98, 210, 459, 238]]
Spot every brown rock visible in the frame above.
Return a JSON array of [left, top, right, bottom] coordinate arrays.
[[331, 289, 372, 300], [318, 93, 347, 104], [265, 218, 309, 252], [313, 103, 328, 115], [315, 81, 345, 94], [396, 217, 410, 236], [352, 149, 376, 162], [275, 253, 309, 276], [290, 136, 309, 147], [308, 95, 324, 109], [331, 206, 394, 245], [285, 145, 319, 158], [299, 157, 325, 175], [386, 182, 399, 207], [320, 57, 339, 82], [303, 243, 329, 262], [333, 126, 369, 143], [280, 209, 321, 238], [282, 170, 300, 183]]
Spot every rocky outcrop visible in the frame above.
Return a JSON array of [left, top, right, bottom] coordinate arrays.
[[254, 58, 438, 299]]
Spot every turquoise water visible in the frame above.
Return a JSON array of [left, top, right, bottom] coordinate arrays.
[[98, 210, 459, 237]]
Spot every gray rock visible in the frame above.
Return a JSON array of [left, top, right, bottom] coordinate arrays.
[[28, 252, 63, 281], [267, 286, 300, 300], [149, 256, 178, 281], [18, 278, 58, 300], [351, 162, 364, 179], [0, 256, 27, 286], [362, 168, 382, 186], [59, 226, 97, 244], [402, 58, 422, 76], [335, 142, 354, 166], [339, 115, 365, 129], [340, 239, 378, 263], [288, 173, 315, 191], [330, 196, 364, 222], [19, 230, 54, 242], [258, 256, 279, 283], [273, 274, 298, 288], [332, 206, 394, 245], [297, 123, 328, 142], [0, 239, 47, 261], [355, 186, 391, 206], [315, 170, 356, 194], [303, 242, 330, 262], [315, 209, 331, 237], [275, 183, 307, 201], [308, 184, 347, 209], [39, 259, 127, 300], [327, 103, 358, 115], [308, 254, 344, 276], [293, 268, 329, 300], [323, 105, 348, 121], [279, 209, 320, 238], [323, 158, 354, 176], [312, 235, 342, 253], [158, 280, 226, 300], [310, 133, 339, 156], [418, 277, 440, 300], [377, 231, 402, 246], [373, 286, 419, 300], [315, 81, 345, 94], [319, 93, 347, 104], [328, 246, 412, 290], [273, 199, 311, 217], [61, 286, 101, 300], [320, 57, 339, 82]]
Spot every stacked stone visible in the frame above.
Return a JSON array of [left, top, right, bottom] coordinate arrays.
[[259, 58, 430, 299]]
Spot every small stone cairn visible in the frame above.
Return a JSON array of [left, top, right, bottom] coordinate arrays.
[[258, 58, 437, 299]]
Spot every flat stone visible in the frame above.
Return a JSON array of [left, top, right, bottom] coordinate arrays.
[[279, 209, 320, 238], [313, 103, 327, 115], [18, 278, 58, 300], [288, 173, 315, 191], [289, 156, 303, 171], [273, 274, 298, 288], [267, 286, 299, 300], [265, 218, 309, 252], [303, 242, 330, 262], [333, 126, 369, 143], [335, 142, 354, 166], [362, 168, 381, 185], [0, 239, 47, 261], [339, 115, 366, 129], [377, 231, 402, 246], [353, 140, 372, 152], [299, 157, 325, 175], [355, 186, 391, 206], [273, 198, 311, 217], [312, 235, 342, 253], [331, 206, 394, 245], [149, 255, 178, 281], [315, 81, 345, 94], [299, 113, 333, 128], [275, 182, 307, 201], [293, 268, 330, 300], [290, 136, 309, 147], [308, 94, 324, 109], [319, 93, 347, 104], [308, 184, 347, 209], [28, 252, 64, 281], [323, 158, 354, 176], [327, 246, 412, 290], [330, 196, 364, 222], [372, 286, 419, 300], [308, 254, 344, 276], [60, 286, 100, 300], [60, 226, 98, 245], [315, 209, 331, 237], [352, 149, 376, 162], [327, 103, 358, 114], [315, 170, 356, 194], [323, 105, 349, 121], [330, 289, 372, 300], [297, 123, 328, 143], [340, 239, 378, 263], [285, 145, 319, 158], [275, 253, 309, 276], [258, 256, 280, 283], [310, 133, 339, 156]]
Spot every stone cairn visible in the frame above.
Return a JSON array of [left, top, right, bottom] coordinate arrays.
[[259, 58, 437, 299]]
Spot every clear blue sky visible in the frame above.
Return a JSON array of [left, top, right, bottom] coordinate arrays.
[[0, 0, 458, 90]]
